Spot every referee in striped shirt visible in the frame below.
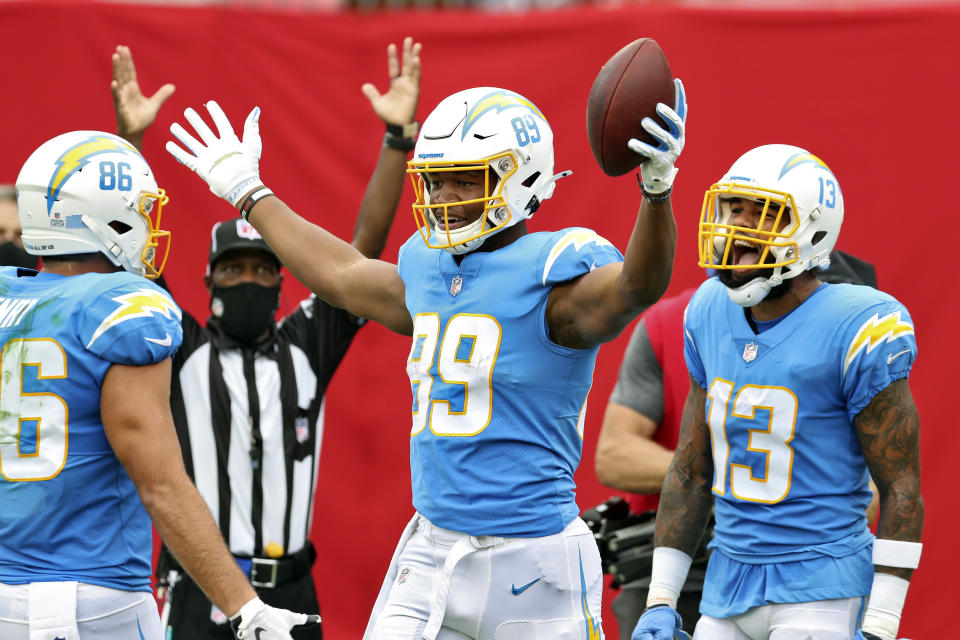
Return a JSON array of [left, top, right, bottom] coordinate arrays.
[[109, 38, 426, 639], [159, 216, 375, 638]]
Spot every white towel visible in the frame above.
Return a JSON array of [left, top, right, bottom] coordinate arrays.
[[28, 581, 79, 640]]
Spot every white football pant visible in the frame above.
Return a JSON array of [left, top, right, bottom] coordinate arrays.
[[364, 514, 605, 640], [0, 581, 162, 640], [693, 597, 866, 640]]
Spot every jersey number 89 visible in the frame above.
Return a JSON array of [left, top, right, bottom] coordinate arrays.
[[407, 313, 502, 437]]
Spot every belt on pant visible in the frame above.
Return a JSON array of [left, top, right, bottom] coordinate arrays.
[[159, 542, 316, 590], [236, 543, 316, 589], [421, 520, 506, 640]]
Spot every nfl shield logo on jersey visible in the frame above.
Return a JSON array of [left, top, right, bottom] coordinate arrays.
[[450, 276, 463, 296], [742, 342, 759, 362]]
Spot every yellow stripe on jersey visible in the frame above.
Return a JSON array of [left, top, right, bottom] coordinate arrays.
[[542, 230, 613, 285], [843, 311, 914, 376], [87, 289, 180, 348]]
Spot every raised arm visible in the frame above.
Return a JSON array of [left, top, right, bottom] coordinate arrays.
[[110, 45, 175, 152], [166, 101, 413, 335], [854, 378, 924, 640], [352, 37, 422, 258], [547, 80, 685, 349]]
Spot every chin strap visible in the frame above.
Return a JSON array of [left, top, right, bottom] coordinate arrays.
[[81, 215, 128, 267]]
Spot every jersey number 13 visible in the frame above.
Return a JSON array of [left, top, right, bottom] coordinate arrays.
[[706, 379, 798, 504]]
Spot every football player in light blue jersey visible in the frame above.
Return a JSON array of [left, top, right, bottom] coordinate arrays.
[[632, 145, 924, 640], [0, 131, 319, 639], [166, 77, 687, 640]]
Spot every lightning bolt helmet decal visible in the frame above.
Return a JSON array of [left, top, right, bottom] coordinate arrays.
[[778, 150, 835, 180], [461, 90, 546, 140], [47, 134, 140, 213]]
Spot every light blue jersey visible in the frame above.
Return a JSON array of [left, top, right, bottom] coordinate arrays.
[[0, 267, 182, 592], [398, 229, 623, 537], [684, 278, 917, 616]]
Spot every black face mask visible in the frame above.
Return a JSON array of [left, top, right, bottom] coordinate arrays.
[[0, 242, 39, 270], [210, 282, 280, 344]]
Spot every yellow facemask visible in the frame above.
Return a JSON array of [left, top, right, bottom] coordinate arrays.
[[698, 183, 801, 272], [136, 188, 171, 279], [407, 151, 518, 252]]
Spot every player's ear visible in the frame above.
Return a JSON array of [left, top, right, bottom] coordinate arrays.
[[203, 274, 213, 294]]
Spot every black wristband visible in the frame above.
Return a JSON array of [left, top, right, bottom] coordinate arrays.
[[238, 186, 274, 221], [386, 121, 418, 138], [384, 131, 416, 153], [384, 121, 418, 153]]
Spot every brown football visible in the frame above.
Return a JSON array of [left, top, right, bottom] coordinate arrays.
[[587, 38, 674, 177]]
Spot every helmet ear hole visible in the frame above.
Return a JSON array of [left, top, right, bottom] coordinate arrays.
[[811, 230, 828, 246], [525, 196, 541, 216], [520, 172, 544, 215], [108, 220, 133, 234]]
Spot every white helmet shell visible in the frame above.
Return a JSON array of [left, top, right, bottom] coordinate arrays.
[[16, 131, 170, 278], [698, 144, 844, 306], [409, 87, 566, 254]]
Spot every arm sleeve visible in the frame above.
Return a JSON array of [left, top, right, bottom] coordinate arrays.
[[609, 319, 664, 423], [172, 309, 204, 371]]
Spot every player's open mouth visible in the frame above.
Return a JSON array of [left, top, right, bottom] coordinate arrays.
[[731, 239, 762, 277], [436, 213, 468, 231]]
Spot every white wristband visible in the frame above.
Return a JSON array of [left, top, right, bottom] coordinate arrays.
[[225, 177, 264, 207], [873, 539, 922, 569], [645, 546, 693, 609], [862, 573, 910, 639]]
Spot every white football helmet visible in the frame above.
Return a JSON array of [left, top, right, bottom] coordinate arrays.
[[698, 144, 844, 306], [408, 87, 570, 254], [16, 131, 170, 278]]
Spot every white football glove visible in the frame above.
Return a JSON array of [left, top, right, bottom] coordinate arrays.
[[166, 100, 264, 206], [627, 78, 687, 195], [229, 597, 321, 640]]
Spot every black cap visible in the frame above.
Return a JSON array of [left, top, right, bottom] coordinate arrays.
[[208, 218, 280, 268]]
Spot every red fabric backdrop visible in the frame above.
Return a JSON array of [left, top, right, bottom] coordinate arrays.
[[1, 2, 955, 637]]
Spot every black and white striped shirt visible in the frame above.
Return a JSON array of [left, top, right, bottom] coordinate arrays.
[[170, 296, 360, 556]]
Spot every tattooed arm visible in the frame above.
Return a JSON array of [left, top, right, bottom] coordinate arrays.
[[854, 377, 924, 580], [654, 375, 715, 554]]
